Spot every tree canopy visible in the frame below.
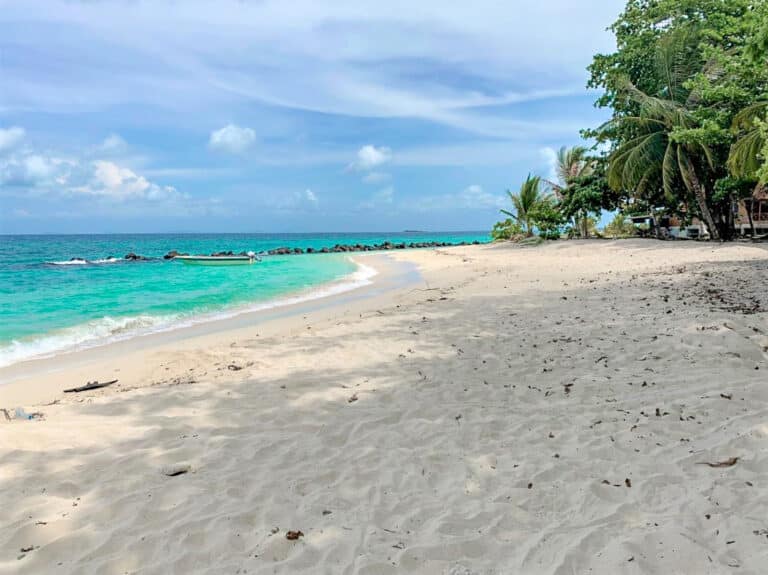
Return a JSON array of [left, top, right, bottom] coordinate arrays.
[[492, 0, 768, 242]]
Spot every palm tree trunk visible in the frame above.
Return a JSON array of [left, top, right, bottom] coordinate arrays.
[[746, 200, 755, 237], [682, 158, 719, 241], [747, 181, 762, 237], [525, 216, 533, 237], [581, 210, 589, 239]]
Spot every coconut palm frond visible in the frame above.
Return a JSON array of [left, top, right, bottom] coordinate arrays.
[[655, 27, 701, 104], [662, 141, 678, 202], [555, 145, 591, 184], [731, 102, 768, 132], [500, 175, 547, 236], [727, 101, 768, 179], [606, 31, 720, 239], [608, 130, 666, 192], [728, 129, 766, 177], [676, 147, 695, 193]]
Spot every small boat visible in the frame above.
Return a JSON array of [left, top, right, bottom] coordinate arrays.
[[175, 252, 260, 266]]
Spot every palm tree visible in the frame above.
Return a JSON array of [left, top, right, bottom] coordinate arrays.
[[728, 102, 768, 236], [547, 146, 595, 237], [500, 174, 547, 237], [605, 82, 719, 239], [728, 101, 767, 182], [602, 29, 721, 240]]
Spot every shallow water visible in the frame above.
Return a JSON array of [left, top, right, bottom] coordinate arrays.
[[0, 232, 488, 367]]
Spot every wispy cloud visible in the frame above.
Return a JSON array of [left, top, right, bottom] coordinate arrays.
[[358, 186, 395, 210], [209, 124, 256, 154], [540, 146, 560, 183], [405, 184, 505, 213], [362, 171, 391, 184], [0, 2, 618, 137], [0, 1, 620, 231], [98, 133, 128, 154], [0, 126, 25, 154]]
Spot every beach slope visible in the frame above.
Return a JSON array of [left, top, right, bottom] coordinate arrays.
[[1, 240, 767, 574]]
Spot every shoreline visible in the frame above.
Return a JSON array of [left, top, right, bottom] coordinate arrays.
[[0, 253, 421, 404], [2, 240, 767, 574], [0, 254, 388, 374]]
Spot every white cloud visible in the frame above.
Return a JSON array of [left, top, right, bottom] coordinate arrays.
[[407, 184, 505, 212], [209, 124, 256, 153], [1, 2, 620, 139], [350, 145, 392, 171], [459, 184, 505, 208], [359, 186, 395, 210], [70, 160, 186, 202], [304, 188, 318, 204], [260, 188, 320, 211], [0, 135, 226, 219], [99, 133, 128, 153], [0, 127, 25, 153], [540, 146, 559, 183], [0, 152, 77, 189]]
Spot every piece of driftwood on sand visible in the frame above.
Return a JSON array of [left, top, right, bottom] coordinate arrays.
[[63, 380, 118, 393]]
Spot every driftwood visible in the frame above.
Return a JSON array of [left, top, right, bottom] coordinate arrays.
[[63, 379, 118, 393], [697, 457, 739, 468]]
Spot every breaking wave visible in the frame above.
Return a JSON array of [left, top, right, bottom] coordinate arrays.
[[0, 259, 378, 369]]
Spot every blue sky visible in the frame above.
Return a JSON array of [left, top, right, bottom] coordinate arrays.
[[0, 0, 622, 234]]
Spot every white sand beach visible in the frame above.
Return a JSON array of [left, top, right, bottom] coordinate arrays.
[[1, 240, 767, 574]]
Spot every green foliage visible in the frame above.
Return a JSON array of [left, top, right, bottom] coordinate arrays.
[[712, 176, 757, 202], [603, 212, 636, 238], [728, 102, 768, 180], [491, 218, 524, 241], [499, 174, 551, 237], [489, 0, 768, 243], [759, 119, 768, 183], [586, 0, 768, 240], [558, 157, 624, 237], [528, 200, 566, 239], [587, 0, 762, 126], [547, 148, 620, 238], [602, 74, 721, 237]]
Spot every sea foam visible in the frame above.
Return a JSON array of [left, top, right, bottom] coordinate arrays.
[[46, 257, 122, 266], [0, 259, 378, 369]]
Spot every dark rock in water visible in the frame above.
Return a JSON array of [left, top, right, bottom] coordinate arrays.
[[124, 252, 147, 261], [267, 247, 293, 255], [161, 240, 484, 261]]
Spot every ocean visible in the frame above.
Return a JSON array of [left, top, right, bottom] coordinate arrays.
[[0, 232, 488, 368]]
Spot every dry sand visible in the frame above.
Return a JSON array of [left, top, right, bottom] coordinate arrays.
[[1, 240, 767, 574]]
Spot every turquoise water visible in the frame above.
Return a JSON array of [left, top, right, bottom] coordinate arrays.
[[0, 232, 488, 367]]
